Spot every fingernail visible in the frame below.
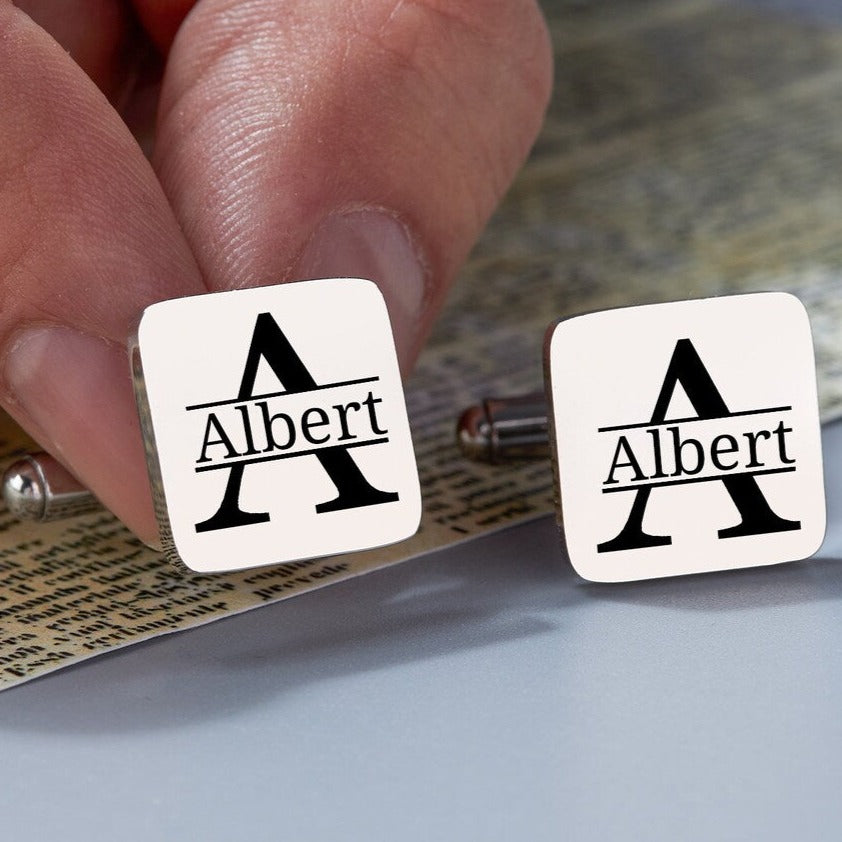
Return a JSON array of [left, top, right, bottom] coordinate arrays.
[[296, 209, 427, 374], [2, 325, 159, 545]]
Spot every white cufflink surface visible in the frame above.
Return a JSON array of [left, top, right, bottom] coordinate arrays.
[[545, 292, 826, 582], [131, 278, 421, 573]]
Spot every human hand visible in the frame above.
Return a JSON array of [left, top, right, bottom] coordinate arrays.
[[0, 0, 552, 544]]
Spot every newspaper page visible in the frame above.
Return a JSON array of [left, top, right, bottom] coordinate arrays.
[[3, 0, 842, 689]]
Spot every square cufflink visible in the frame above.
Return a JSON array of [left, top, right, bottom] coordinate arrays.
[[131, 277, 422, 573], [458, 292, 826, 583]]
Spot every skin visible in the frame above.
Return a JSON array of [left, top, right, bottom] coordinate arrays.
[[0, 0, 553, 544]]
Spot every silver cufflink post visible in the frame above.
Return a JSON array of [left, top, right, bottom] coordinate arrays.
[[2, 452, 100, 522], [457, 393, 549, 463]]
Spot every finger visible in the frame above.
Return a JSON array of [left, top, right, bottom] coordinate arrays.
[[12, 0, 137, 102], [0, 3, 204, 541], [153, 0, 553, 372], [131, 0, 197, 50]]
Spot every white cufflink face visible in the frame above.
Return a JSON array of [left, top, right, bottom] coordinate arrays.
[[545, 292, 826, 583], [132, 278, 421, 573]]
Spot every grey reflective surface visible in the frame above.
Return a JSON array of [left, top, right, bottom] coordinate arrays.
[[1, 422, 841, 841]]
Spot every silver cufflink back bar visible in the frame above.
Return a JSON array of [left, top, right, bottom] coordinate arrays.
[[3, 452, 103, 523]]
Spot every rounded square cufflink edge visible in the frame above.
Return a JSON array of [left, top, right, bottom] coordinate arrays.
[[131, 278, 422, 574], [543, 292, 827, 583]]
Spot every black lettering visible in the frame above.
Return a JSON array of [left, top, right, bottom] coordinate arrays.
[[235, 405, 260, 456], [599, 339, 800, 554], [774, 420, 796, 464], [669, 426, 704, 476], [362, 391, 387, 435], [648, 428, 667, 478], [604, 436, 646, 485], [196, 313, 399, 533], [257, 401, 296, 451], [743, 430, 771, 468], [197, 414, 240, 464], [301, 407, 330, 444], [710, 434, 739, 471], [334, 402, 361, 441]]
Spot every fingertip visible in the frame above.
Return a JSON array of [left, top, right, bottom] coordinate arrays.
[[295, 209, 430, 377], [2, 324, 160, 545]]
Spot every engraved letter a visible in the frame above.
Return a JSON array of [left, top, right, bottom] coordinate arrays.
[[195, 313, 399, 533], [598, 338, 800, 553]]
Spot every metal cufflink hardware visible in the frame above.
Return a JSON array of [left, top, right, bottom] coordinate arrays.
[[3, 278, 423, 575], [458, 292, 827, 583], [457, 393, 549, 464], [2, 452, 102, 523]]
